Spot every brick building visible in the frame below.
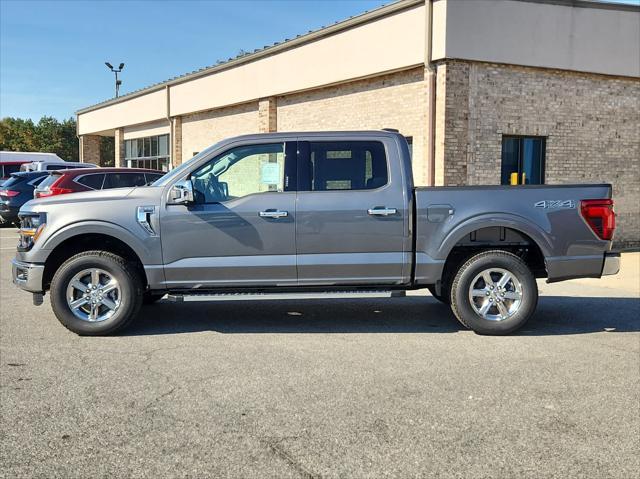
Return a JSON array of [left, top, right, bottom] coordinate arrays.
[[76, 0, 640, 247]]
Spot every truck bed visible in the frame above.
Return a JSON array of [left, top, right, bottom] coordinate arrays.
[[413, 183, 613, 284]]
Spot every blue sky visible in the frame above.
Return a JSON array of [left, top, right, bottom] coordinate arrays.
[[0, 0, 386, 120], [1, 0, 638, 121]]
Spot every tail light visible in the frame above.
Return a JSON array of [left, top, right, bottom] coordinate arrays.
[[580, 199, 615, 241], [0, 190, 19, 197], [35, 177, 73, 198]]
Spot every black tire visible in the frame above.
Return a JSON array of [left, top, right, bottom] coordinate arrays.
[[50, 251, 144, 336], [450, 250, 538, 335], [143, 292, 165, 305], [427, 285, 450, 305]]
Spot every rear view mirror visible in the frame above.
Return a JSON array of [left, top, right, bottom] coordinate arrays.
[[168, 178, 194, 205]]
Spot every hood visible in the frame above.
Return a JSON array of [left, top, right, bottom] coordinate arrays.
[[20, 186, 163, 214]]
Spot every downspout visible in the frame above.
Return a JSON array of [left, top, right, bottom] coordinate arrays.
[[425, 0, 436, 186], [166, 85, 172, 169], [76, 114, 82, 163]]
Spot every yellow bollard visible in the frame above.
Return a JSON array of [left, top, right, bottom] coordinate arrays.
[[510, 172, 519, 185]]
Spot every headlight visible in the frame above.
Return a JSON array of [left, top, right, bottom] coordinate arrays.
[[18, 212, 46, 251]]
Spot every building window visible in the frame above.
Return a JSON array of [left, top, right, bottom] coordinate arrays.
[[501, 136, 546, 185], [125, 134, 170, 171]]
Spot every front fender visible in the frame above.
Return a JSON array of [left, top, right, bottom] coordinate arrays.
[[22, 220, 161, 265]]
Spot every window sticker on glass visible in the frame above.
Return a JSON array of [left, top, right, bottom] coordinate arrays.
[[261, 162, 280, 185]]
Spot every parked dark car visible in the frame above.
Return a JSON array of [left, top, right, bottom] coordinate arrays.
[[0, 171, 50, 224], [34, 168, 164, 199]]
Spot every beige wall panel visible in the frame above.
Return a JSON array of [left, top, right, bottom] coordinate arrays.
[[77, 89, 167, 135], [181, 102, 259, 161], [123, 120, 170, 140], [431, 0, 447, 61], [277, 68, 428, 185], [169, 5, 426, 116], [436, 0, 640, 78]]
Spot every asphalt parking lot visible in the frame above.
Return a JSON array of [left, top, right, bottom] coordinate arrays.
[[1, 226, 638, 479]]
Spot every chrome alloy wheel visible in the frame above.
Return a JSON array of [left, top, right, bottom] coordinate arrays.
[[66, 268, 121, 322], [468, 267, 523, 321]]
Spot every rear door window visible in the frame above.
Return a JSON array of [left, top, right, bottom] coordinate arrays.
[[75, 174, 105, 190], [298, 141, 388, 191], [103, 173, 147, 189]]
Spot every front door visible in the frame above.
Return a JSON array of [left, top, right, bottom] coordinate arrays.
[[160, 140, 298, 289], [295, 138, 409, 286]]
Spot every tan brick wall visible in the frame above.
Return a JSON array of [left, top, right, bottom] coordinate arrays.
[[181, 102, 259, 162], [258, 97, 277, 133], [437, 60, 640, 248], [79, 135, 101, 165], [114, 128, 125, 167], [277, 67, 429, 185], [171, 116, 183, 166]]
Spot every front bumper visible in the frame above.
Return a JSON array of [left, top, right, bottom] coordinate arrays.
[[12, 259, 45, 293], [601, 251, 620, 276]]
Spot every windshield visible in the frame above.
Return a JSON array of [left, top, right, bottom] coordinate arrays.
[[0, 175, 23, 188], [37, 173, 61, 189], [152, 142, 221, 187]]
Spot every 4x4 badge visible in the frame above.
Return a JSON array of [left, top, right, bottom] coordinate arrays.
[[534, 200, 576, 209]]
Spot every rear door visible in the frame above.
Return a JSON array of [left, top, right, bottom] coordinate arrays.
[[295, 136, 410, 285]]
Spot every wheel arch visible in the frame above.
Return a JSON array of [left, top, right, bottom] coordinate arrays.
[[42, 230, 149, 290], [438, 214, 553, 260], [436, 216, 551, 290]]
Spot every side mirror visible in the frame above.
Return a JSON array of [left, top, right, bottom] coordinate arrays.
[[168, 178, 194, 205]]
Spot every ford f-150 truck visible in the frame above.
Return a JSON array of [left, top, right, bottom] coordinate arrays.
[[11, 131, 619, 335]]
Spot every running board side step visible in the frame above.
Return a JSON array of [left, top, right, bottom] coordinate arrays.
[[166, 290, 406, 302]]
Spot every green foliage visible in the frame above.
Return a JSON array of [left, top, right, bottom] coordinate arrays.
[[0, 116, 80, 161], [100, 137, 115, 167]]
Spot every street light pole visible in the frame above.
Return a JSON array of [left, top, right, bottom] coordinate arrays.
[[105, 62, 125, 98]]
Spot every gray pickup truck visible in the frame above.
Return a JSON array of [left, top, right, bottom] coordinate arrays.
[[11, 131, 619, 335]]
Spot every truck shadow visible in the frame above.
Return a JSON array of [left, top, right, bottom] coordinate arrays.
[[125, 296, 640, 336]]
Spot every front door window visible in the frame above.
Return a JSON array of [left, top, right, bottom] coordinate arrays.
[[191, 143, 286, 203]]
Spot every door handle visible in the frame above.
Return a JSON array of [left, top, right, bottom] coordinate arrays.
[[367, 207, 397, 216], [259, 209, 288, 219]]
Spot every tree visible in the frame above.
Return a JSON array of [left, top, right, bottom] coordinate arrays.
[[0, 116, 80, 161]]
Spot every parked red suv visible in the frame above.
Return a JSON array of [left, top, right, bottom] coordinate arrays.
[[34, 167, 165, 198]]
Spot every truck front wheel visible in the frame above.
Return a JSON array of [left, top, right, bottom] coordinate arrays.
[[450, 250, 538, 335], [50, 251, 143, 336]]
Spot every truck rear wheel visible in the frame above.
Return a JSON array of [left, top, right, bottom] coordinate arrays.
[[450, 250, 538, 335], [50, 251, 143, 336]]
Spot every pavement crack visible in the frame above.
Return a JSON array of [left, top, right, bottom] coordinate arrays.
[[262, 437, 321, 479], [142, 385, 177, 411]]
